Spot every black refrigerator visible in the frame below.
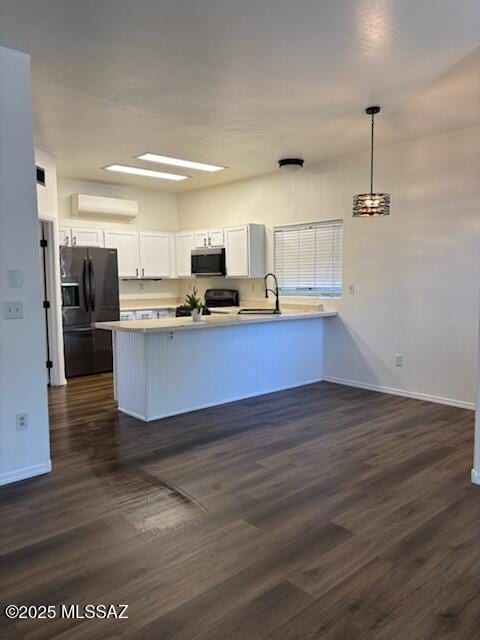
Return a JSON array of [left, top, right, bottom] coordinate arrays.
[[60, 246, 119, 378]]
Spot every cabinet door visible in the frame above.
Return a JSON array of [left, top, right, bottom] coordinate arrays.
[[175, 232, 195, 277], [120, 311, 135, 321], [225, 225, 249, 277], [71, 228, 104, 247], [59, 227, 71, 246], [209, 228, 224, 247], [135, 309, 153, 320], [194, 231, 209, 248], [139, 232, 172, 278], [104, 231, 139, 278]]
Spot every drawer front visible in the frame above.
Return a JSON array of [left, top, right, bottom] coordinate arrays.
[[120, 311, 136, 321], [135, 310, 154, 320]]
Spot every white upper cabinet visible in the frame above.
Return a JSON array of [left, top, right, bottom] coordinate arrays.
[[71, 227, 104, 247], [209, 228, 224, 247], [194, 229, 224, 248], [225, 224, 265, 278], [58, 220, 264, 280], [104, 230, 174, 279], [59, 227, 71, 247], [104, 230, 139, 278], [175, 231, 195, 277], [59, 226, 104, 247], [194, 231, 209, 248], [139, 232, 172, 278]]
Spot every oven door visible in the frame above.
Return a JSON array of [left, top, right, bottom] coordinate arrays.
[[191, 248, 226, 276]]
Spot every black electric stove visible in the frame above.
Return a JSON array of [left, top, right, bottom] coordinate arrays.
[[204, 289, 240, 309]]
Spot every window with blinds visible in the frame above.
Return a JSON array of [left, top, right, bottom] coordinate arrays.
[[274, 220, 343, 297]]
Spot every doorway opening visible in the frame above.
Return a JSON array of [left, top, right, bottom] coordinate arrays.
[[39, 222, 52, 385], [38, 216, 66, 387]]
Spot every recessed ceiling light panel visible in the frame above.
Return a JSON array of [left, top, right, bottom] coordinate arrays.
[[103, 164, 188, 181], [137, 153, 225, 172]]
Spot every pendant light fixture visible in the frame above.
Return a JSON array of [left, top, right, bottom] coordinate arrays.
[[353, 106, 390, 217]]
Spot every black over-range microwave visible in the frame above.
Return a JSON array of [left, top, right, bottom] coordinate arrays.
[[191, 248, 226, 276]]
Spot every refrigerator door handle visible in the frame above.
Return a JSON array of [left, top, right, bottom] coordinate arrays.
[[89, 257, 96, 312], [83, 257, 90, 311]]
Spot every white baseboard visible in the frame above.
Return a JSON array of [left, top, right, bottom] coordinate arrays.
[[471, 469, 480, 485], [0, 460, 52, 487], [323, 375, 475, 411]]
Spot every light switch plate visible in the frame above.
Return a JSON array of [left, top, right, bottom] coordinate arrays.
[[3, 301, 23, 319], [7, 269, 24, 288]]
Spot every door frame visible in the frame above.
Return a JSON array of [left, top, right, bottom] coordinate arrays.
[[39, 215, 66, 386]]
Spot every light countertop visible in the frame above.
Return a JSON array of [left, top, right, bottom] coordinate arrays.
[[96, 310, 337, 334]]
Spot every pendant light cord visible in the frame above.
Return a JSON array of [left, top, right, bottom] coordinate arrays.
[[370, 111, 374, 195]]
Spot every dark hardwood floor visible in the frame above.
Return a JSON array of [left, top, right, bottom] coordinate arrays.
[[1, 374, 479, 639]]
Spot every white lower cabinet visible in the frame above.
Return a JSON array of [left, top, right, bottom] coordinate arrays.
[[104, 230, 139, 278], [225, 224, 265, 278], [175, 231, 195, 277], [155, 309, 171, 319], [135, 310, 154, 320], [120, 311, 136, 321], [120, 308, 174, 321]]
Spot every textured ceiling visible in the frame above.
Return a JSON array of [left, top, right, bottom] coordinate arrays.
[[0, 0, 479, 191]]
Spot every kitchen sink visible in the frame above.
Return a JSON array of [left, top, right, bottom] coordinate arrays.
[[238, 308, 281, 315]]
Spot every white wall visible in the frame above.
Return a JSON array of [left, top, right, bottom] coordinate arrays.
[[178, 125, 480, 408], [0, 47, 51, 485], [57, 178, 181, 301]]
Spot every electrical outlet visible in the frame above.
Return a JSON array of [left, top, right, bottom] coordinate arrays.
[[348, 284, 356, 295], [251, 283, 256, 293], [16, 413, 28, 430], [3, 301, 23, 319], [395, 354, 404, 367]]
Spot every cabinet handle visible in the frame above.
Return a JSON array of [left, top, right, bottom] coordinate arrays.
[[208, 237, 211, 246], [142, 268, 144, 277], [65, 237, 69, 246], [204, 238, 207, 247], [136, 267, 139, 277], [73, 236, 77, 245]]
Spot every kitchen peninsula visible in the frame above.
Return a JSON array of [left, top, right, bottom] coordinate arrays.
[[96, 311, 336, 421]]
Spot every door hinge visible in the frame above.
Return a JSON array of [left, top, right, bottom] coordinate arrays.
[[46, 360, 53, 369], [40, 238, 48, 248], [43, 300, 50, 309]]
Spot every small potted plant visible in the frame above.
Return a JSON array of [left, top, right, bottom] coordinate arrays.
[[185, 286, 204, 322]]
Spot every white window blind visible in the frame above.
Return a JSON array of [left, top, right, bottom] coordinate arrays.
[[274, 220, 343, 297]]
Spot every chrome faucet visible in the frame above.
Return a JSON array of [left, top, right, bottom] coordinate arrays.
[[264, 273, 281, 314]]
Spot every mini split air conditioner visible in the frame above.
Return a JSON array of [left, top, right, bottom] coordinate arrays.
[[71, 194, 138, 219]]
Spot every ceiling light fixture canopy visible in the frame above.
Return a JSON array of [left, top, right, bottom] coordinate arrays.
[[278, 158, 304, 172], [353, 106, 390, 217], [103, 164, 188, 181], [137, 153, 225, 172]]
